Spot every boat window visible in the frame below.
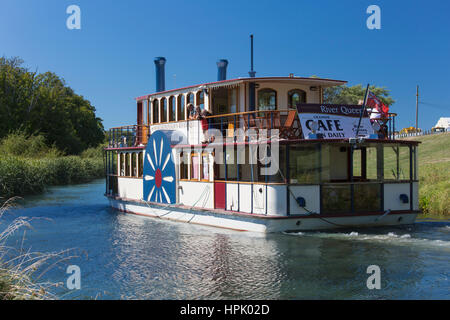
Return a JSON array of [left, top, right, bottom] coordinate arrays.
[[112, 151, 118, 175], [258, 88, 277, 111], [354, 184, 382, 213], [132, 152, 137, 177], [226, 147, 238, 181], [383, 145, 411, 181], [125, 153, 130, 177], [412, 146, 418, 180], [201, 153, 210, 181], [230, 88, 238, 113], [264, 145, 286, 183], [152, 100, 159, 124], [138, 152, 143, 177], [196, 91, 205, 111], [187, 93, 194, 106], [180, 151, 189, 180], [288, 89, 307, 108], [169, 96, 176, 122], [191, 152, 200, 180], [178, 95, 186, 121], [322, 184, 352, 214], [161, 98, 167, 122], [238, 145, 256, 182], [399, 145, 411, 180], [352, 148, 363, 179], [120, 153, 125, 176], [289, 145, 320, 184], [365, 146, 381, 180]]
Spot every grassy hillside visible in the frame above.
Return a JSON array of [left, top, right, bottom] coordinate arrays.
[[402, 132, 450, 218]]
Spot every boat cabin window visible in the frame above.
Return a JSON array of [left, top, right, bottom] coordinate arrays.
[[152, 100, 159, 124], [120, 153, 125, 176], [384, 145, 411, 181], [169, 96, 176, 122], [180, 151, 189, 180], [258, 88, 277, 111], [178, 95, 185, 121], [138, 152, 143, 177], [289, 145, 321, 184], [131, 152, 137, 177], [191, 152, 200, 180], [288, 89, 307, 108], [201, 153, 210, 181], [225, 147, 238, 181], [196, 91, 205, 111], [187, 93, 194, 106], [161, 98, 167, 123], [125, 153, 130, 176]]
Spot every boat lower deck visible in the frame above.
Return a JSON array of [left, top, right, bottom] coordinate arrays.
[[107, 195, 419, 233]]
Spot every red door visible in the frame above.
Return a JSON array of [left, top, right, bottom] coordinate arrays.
[[214, 182, 226, 210]]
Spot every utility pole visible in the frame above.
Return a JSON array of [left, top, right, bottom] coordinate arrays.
[[415, 85, 419, 132]]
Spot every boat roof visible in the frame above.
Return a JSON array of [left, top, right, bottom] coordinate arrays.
[[135, 76, 347, 102]]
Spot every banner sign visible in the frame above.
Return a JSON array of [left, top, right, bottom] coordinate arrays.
[[296, 104, 375, 139]]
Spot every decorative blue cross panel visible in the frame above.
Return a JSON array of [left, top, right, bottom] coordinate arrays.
[[143, 131, 176, 204]]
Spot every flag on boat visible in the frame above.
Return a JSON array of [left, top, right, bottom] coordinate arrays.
[[366, 91, 389, 119]]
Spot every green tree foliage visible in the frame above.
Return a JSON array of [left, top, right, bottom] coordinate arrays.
[[324, 84, 395, 107], [0, 57, 104, 154]]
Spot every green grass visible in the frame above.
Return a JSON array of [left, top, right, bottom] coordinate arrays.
[[402, 132, 450, 218]]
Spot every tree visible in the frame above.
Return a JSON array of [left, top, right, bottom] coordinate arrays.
[[323, 84, 395, 107], [0, 56, 105, 154]]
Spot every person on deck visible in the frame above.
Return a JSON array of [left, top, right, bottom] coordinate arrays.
[[187, 104, 196, 120]]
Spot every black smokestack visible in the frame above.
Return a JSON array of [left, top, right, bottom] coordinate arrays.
[[216, 59, 229, 81], [154, 57, 166, 92]]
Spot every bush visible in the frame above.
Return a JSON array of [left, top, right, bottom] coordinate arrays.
[[0, 156, 103, 199], [0, 132, 62, 158], [80, 144, 106, 159], [419, 162, 450, 218]]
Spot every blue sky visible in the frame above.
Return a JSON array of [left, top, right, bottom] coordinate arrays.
[[1, 0, 449, 130]]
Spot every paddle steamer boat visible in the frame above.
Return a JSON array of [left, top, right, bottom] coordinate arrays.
[[104, 56, 420, 233]]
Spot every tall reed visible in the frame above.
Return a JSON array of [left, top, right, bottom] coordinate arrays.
[[0, 199, 75, 300]]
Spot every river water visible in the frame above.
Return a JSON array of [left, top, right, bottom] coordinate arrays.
[[1, 180, 449, 300]]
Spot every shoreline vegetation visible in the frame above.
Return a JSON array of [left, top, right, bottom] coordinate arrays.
[[0, 132, 104, 201], [403, 132, 450, 219], [0, 199, 73, 300], [0, 56, 106, 203]]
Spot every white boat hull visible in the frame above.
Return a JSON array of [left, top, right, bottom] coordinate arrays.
[[108, 198, 418, 233]]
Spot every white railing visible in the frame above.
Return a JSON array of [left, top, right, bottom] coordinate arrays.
[[394, 129, 448, 139]]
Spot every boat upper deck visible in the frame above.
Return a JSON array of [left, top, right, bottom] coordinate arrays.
[[106, 76, 404, 149]]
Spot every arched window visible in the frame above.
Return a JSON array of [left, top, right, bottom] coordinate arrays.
[[161, 98, 167, 122], [196, 91, 205, 110], [152, 100, 159, 124], [288, 89, 307, 108], [187, 93, 194, 106], [257, 88, 277, 111], [169, 96, 176, 122], [178, 95, 186, 121]]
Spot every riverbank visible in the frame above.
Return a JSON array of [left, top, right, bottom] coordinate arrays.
[[0, 133, 105, 201], [0, 156, 104, 200], [403, 132, 450, 219]]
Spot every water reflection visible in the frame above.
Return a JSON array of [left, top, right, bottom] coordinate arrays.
[[2, 180, 449, 299], [109, 214, 284, 299]]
